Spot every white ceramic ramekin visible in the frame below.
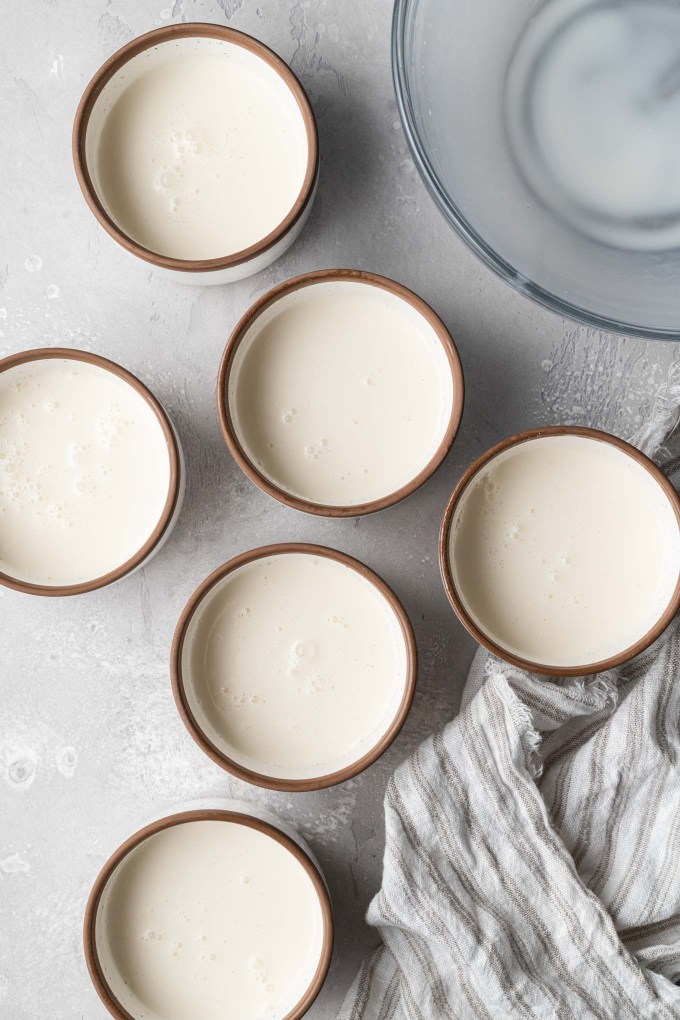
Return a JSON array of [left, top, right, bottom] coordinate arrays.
[[171, 543, 418, 791], [0, 347, 184, 597], [84, 799, 333, 1020], [73, 24, 319, 285], [439, 426, 680, 676], [218, 269, 465, 514]]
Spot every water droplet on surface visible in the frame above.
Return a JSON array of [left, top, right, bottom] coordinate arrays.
[[7, 751, 36, 787], [55, 746, 77, 778], [0, 853, 30, 875]]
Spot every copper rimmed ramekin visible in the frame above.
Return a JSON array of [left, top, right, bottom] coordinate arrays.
[[217, 268, 465, 516], [171, 543, 418, 791], [73, 23, 318, 285], [84, 800, 333, 1020], [439, 425, 680, 677], [0, 347, 184, 597]]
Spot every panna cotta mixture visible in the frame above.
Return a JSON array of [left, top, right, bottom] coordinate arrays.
[[89, 36, 309, 260], [228, 280, 455, 507], [507, 0, 680, 248], [95, 818, 325, 1020], [181, 551, 410, 780], [0, 357, 171, 586], [449, 434, 680, 667]]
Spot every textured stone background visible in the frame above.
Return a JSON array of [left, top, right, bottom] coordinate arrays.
[[0, 1, 677, 1017]]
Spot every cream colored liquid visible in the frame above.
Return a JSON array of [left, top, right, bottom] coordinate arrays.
[[183, 552, 409, 780], [92, 38, 308, 260], [0, 358, 171, 586], [229, 281, 455, 507], [450, 435, 680, 667], [507, 0, 680, 248], [96, 819, 325, 1020]]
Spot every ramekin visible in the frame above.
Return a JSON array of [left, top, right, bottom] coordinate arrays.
[[0, 347, 184, 597], [84, 800, 333, 1020], [171, 543, 418, 790], [217, 269, 464, 516], [439, 425, 680, 676], [73, 24, 318, 285]]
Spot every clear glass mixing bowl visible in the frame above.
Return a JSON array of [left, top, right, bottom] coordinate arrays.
[[393, 0, 680, 340]]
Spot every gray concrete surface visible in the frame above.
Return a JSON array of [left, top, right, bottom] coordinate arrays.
[[0, 1, 677, 1017]]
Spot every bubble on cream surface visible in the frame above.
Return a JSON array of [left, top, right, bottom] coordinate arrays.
[[95, 819, 325, 1020], [449, 435, 680, 668], [182, 552, 409, 781], [0, 358, 171, 586]]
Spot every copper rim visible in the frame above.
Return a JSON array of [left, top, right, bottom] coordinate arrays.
[[171, 542, 418, 790], [73, 23, 319, 273], [0, 347, 181, 597], [217, 268, 465, 517], [83, 808, 334, 1020], [439, 425, 680, 677]]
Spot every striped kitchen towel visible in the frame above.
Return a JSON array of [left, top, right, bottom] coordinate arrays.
[[338, 367, 680, 1020]]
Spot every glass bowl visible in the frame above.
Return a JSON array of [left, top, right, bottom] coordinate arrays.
[[392, 0, 680, 340]]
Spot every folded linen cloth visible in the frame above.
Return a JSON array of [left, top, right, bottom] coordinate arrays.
[[338, 371, 680, 1020]]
